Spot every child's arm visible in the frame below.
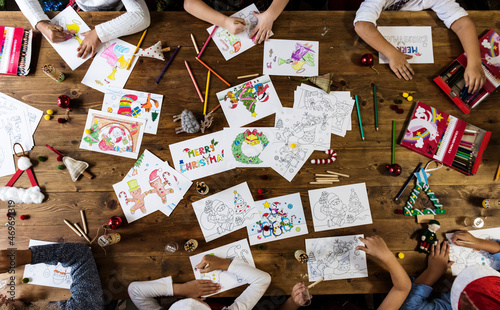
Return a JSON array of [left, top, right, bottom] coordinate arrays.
[[413, 240, 453, 287], [451, 230, 500, 253], [184, 0, 246, 35], [355, 21, 414, 80], [450, 16, 486, 94], [250, 0, 289, 44], [357, 236, 411, 310], [279, 283, 311, 310]]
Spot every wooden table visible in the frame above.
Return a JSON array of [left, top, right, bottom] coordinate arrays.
[[1, 10, 499, 303]]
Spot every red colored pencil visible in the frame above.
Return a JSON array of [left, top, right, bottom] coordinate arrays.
[[184, 61, 204, 103], [198, 26, 218, 58]]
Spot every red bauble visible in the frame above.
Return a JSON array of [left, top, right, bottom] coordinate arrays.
[[57, 95, 71, 109], [361, 53, 374, 67], [386, 164, 402, 176], [108, 216, 123, 229]]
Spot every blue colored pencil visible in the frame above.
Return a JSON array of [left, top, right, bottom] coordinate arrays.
[[355, 95, 365, 141]]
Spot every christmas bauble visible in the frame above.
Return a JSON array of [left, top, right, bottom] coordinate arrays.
[[386, 164, 402, 176], [57, 95, 71, 109], [108, 216, 123, 229], [361, 53, 374, 66]]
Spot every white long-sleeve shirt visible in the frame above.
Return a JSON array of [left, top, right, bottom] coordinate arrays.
[[128, 258, 272, 310], [15, 0, 150, 43], [353, 0, 468, 29]]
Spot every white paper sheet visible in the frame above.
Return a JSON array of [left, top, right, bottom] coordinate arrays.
[[263, 39, 319, 76], [378, 26, 434, 64], [247, 193, 308, 245], [189, 239, 255, 296], [216, 75, 282, 127], [0, 130, 15, 177], [48, 7, 92, 70], [306, 234, 368, 281], [191, 182, 258, 242], [308, 183, 372, 232]]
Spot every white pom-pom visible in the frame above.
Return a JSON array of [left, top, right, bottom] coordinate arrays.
[[0, 186, 44, 204], [17, 156, 32, 170]]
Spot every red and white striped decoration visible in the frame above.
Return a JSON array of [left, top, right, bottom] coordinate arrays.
[[311, 149, 337, 164]]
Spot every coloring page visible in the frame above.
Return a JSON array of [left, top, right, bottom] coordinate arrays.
[[378, 26, 434, 64], [306, 234, 368, 281], [207, 4, 272, 60], [0, 130, 15, 177], [82, 38, 139, 92], [23, 240, 73, 289], [48, 7, 91, 70], [0, 105, 33, 153], [222, 127, 277, 169], [247, 193, 308, 245], [446, 228, 500, 276], [308, 183, 372, 232], [191, 182, 258, 242], [0, 92, 43, 136], [80, 109, 145, 159], [263, 39, 319, 76], [114, 150, 189, 222], [259, 129, 314, 182], [216, 75, 282, 127], [169, 130, 231, 181], [102, 88, 163, 134], [189, 239, 255, 296], [293, 84, 354, 137], [275, 108, 332, 151]]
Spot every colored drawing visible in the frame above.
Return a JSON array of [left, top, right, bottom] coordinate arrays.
[[306, 235, 368, 281], [216, 75, 282, 127], [81, 38, 138, 92], [247, 193, 308, 245], [189, 239, 255, 296], [102, 88, 163, 134], [446, 228, 500, 276], [192, 182, 258, 242], [263, 39, 319, 76], [402, 104, 442, 149], [79, 109, 145, 159], [208, 4, 272, 60], [308, 183, 372, 232], [48, 6, 92, 70], [378, 26, 434, 64], [169, 131, 231, 181]]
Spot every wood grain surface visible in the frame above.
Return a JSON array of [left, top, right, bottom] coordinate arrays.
[[0, 11, 499, 302]]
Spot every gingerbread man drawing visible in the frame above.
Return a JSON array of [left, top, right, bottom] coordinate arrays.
[[122, 179, 149, 214], [146, 169, 174, 203]]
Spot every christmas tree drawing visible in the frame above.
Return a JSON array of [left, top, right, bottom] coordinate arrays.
[[83, 122, 99, 146]]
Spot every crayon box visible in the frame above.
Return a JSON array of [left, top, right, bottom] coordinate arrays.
[[0, 26, 33, 76]]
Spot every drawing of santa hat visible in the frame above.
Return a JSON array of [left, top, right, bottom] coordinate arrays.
[[117, 94, 138, 116], [149, 169, 161, 183]]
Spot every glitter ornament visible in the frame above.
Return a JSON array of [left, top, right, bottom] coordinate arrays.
[[108, 216, 123, 229]]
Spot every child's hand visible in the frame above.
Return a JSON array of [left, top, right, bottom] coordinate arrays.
[[196, 255, 231, 273], [356, 236, 393, 262], [77, 29, 101, 58], [173, 279, 220, 298], [427, 240, 453, 276], [387, 51, 414, 80], [291, 283, 312, 306], [223, 17, 246, 35], [249, 11, 274, 44], [450, 230, 479, 248], [464, 63, 485, 94], [36, 21, 70, 43]]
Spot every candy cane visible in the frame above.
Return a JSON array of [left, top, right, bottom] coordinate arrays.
[[119, 191, 128, 205], [290, 214, 297, 225], [310, 149, 337, 164], [162, 171, 172, 186]]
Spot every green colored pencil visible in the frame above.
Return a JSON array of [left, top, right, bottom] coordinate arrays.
[[392, 120, 396, 164], [374, 85, 379, 131], [355, 95, 365, 141]]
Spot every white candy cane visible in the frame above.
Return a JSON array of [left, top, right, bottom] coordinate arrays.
[[119, 191, 128, 205], [311, 149, 337, 164]]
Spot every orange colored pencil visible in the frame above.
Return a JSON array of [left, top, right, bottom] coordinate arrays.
[[195, 57, 230, 87]]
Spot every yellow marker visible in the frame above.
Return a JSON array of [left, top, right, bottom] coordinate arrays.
[[47, 109, 54, 115], [44, 115, 51, 120], [397, 252, 405, 259], [402, 92, 409, 98], [407, 96, 413, 101]]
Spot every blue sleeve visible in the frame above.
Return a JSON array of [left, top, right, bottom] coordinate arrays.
[[30, 243, 104, 310], [401, 282, 452, 310]]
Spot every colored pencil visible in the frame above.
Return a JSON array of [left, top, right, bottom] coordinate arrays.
[[127, 29, 147, 70], [460, 140, 473, 147], [326, 171, 349, 177], [308, 278, 324, 289], [238, 73, 259, 79], [191, 33, 200, 55], [63, 219, 81, 237], [392, 120, 396, 164], [460, 86, 468, 100], [80, 210, 88, 234], [354, 95, 365, 141], [195, 57, 230, 87], [74, 223, 91, 243], [495, 162, 500, 181], [204, 71, 211, 115], [155, 45, 181, 84], [374, 85, 379, 131], [198, 26, 218, 58], [394, 162, 423, 202], [184, 61, 204, 103]]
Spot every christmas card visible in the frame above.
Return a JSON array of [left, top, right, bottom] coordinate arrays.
[[191, 182, 257, 242], [263, 39, 319, 76], [378, 26, 434, 64]]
